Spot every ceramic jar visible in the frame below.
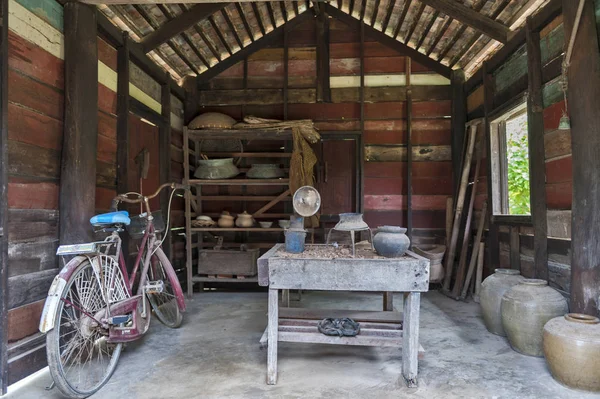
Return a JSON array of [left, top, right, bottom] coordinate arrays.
[[235, 211, 254, 227], [217, 212, 234, 228], [246, 164, 285, 179], [373, 226, 410, 258], [479, 269, 524, 336], [413, 245, 446, 283], [501, 279, 568, 357], [194, 158, 239, 180], [543, 313, 600, 392]]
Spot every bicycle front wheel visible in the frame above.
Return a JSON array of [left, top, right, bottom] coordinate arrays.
[[146, 248, 183, 328], [46, 257, 124, 398]]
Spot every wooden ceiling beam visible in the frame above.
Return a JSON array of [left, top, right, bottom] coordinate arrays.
[[404, 3, 426, 43], [251, 2, 267, 36], [196, 8, 315, 84], [323, 4, 452, 78], [381, 0, 397, 33], [208, 15, 233, 55], [221, 8, 244, 49], [235, 3, 255, 42], [141, 3, 229, 52], [418, 0, 510, 43], [392, 0, 412, 39], [415, 10, 439, 50]]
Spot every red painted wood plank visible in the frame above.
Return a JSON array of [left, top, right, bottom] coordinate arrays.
[[288, 103, 360, 120], [365, 161, 452, 178], [8, 30, 64, 90], [546, 181, 572, 210], [545, 156, 572, 184], [97, 134, 116, 164], [365, 177, 405, 195], [8, 102, 62, 151], [98, 110, 117, 140], [98, 83, 117, 115], [364, 176, 452, 195], [8, 69, 64, 121], [364, 194, 448, 210], [8, 178, 59, 209], [96, 187, 117, 211], [314, 120, 359, 131], [364, 129, 451, 145], [7, 300, 45, 342], [364, 101, 451, 118], [364, 210, 445, 228], [364, 119, 451, 132], [98, 37, 117, 71], [543, 99, 567, 131], [413, 177, 453, 195]]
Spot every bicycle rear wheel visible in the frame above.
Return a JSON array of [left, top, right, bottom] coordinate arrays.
[[47, 257, 126, 398], [146, 248, 183, 328]]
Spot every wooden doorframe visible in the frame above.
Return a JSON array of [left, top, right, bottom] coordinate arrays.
[[0, 0, 10, 392]]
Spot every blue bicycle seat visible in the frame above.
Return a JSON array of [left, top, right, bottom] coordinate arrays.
[[90, 211, 131, 226]]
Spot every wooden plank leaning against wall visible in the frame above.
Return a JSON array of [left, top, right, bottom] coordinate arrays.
[[464, 1, 576, 297], [1, 0, 9, 392]]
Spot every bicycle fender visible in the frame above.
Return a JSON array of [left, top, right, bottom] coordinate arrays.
[[39, 256, 87, 333]]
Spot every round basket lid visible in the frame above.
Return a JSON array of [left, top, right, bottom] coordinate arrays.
[[293, 186, 321, 217]]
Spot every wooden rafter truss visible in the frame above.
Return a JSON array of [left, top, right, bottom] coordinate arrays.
[[97, 0, 551, 81]]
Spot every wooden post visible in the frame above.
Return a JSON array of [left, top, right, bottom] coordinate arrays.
[[0, 0, 9, 392], [509, 227, 521, 271], [358, 22, 365, 215], [60, 2, 98, 245], [160, 78, 172, 260], [406, 57, 413, 245], [450, 69, 467, 198], [483, 61, 499, 271], [183, 76, 198, 125], [116, 32, 130, 266], [402, 292, 420, 387], [563, 0, 600, 315], [473, 242, 485, 303], [316, 10, 331, 103], [267, 288, 279, 385], [283, 28, 289, 120], [526, 17, 548, 281]]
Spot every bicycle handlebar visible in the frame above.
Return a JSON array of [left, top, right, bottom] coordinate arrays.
[[110, 183, 187, 213]]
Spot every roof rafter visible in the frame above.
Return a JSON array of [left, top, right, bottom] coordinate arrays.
[[197, 7, 316, 84], [418, 0, 510, 43], [324, 3, 452, 78], [141, 3, 229, 52]]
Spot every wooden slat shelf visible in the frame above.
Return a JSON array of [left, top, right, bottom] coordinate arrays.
[[192, 276, 259, 283], [202, 152, 292, 158], [191, 227, 286, 232], [188, 129, 292, 140], [190, 178, 289, 185], [192, 213, 293, 219], [195, 195, 291, 201]]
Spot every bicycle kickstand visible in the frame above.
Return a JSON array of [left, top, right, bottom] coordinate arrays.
[[45, 380, 56, 391]]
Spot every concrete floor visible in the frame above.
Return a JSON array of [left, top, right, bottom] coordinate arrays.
[[6, 290, 597, 399]]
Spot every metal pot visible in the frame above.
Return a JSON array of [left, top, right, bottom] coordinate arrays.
[[246, 164, 285, 179], [194, 158, 239, 180]]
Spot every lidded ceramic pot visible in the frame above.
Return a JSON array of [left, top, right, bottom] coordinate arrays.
[[194, 158, 239, 180], [479, 269, 524, 336], [217, 212, 234, 228], [373, 226, 410, 258], [235, 211, 254, 228], [501, 279, 568, 357], [543, 313, 600, 392]]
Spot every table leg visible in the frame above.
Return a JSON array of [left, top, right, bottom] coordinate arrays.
[[267, 288, 279, 385], [402, 292, 420, 387], [383, 292, 394, 311]]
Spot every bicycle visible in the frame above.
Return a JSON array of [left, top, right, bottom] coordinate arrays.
[[39, 182, 187, 398]]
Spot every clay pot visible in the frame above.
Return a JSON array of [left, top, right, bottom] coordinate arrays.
[[413, 245, 446, 283], [479, 269, 524, 336], [235, 211, 254, 228], [543, 313, 600, 392], [217, 212, 234, 228], [373, 226, 410, 258], [194, 158, 239, 180], [501, 279, 568, 357]]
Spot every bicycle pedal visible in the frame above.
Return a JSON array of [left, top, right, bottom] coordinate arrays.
[[107, 315, 131, 325], [144, 280, 164, 294]]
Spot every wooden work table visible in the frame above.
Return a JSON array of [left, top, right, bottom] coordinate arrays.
[[257, 244, 430, 387]]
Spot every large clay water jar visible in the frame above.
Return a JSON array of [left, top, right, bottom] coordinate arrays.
[[543, 313, 600, 392], [479, 269, 524, 336], [372, 226, 410, 258], [501, 279, 568, 356]]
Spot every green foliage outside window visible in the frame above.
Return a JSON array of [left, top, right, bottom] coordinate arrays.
[[506, 114, 531, 215]]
